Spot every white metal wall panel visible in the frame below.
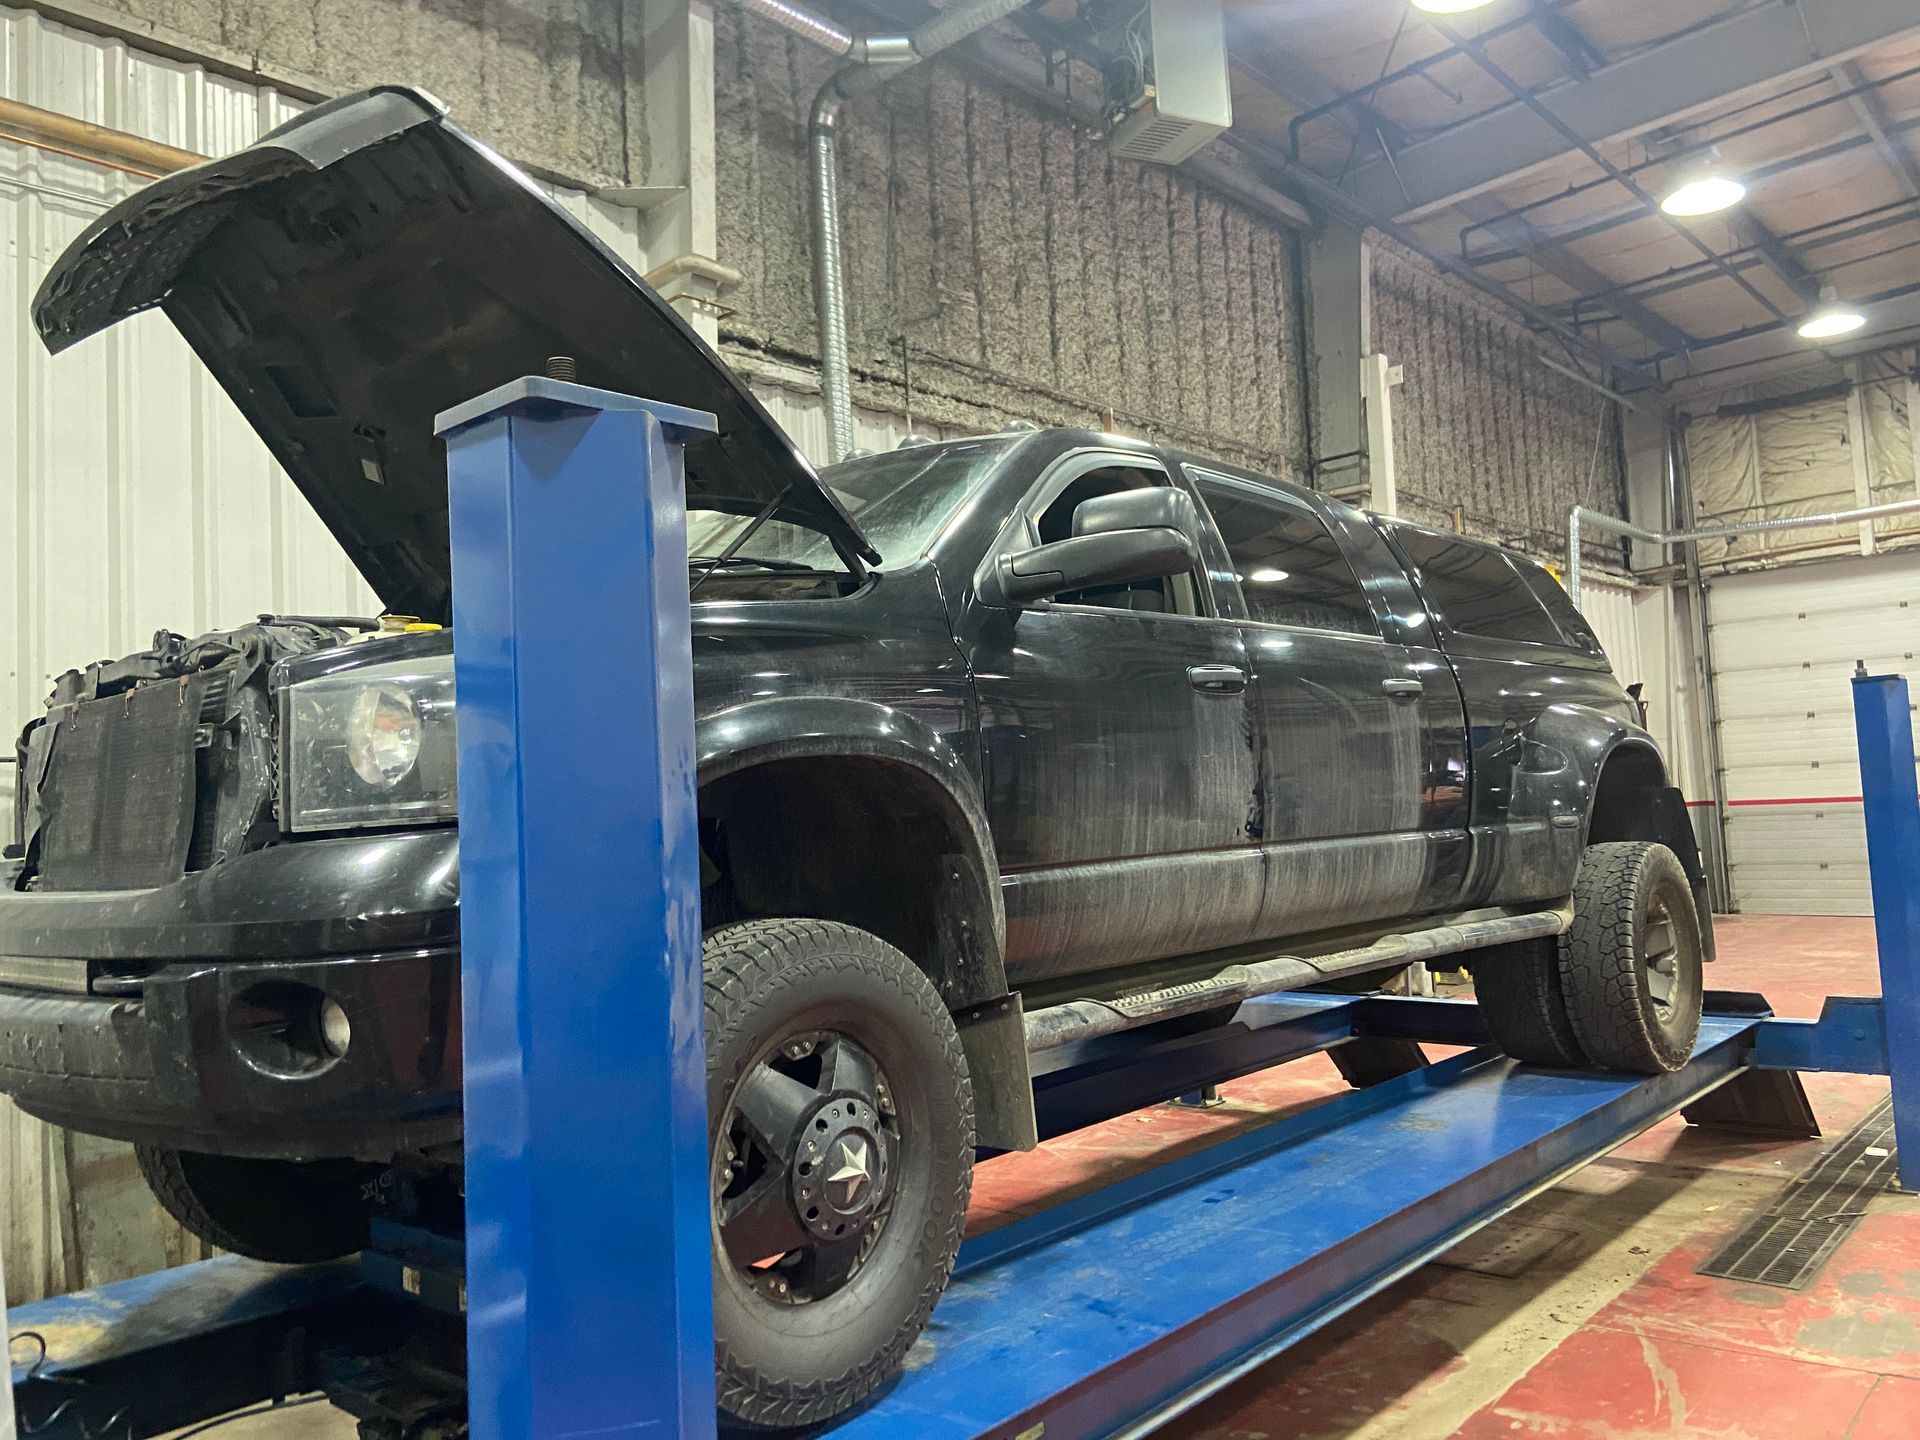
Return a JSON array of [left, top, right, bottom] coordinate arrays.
[[746, 381, 959, 466], [1707, 550, 1920, 915], [0, 5, 656, 1303], [1575, 577, 1644, 694]]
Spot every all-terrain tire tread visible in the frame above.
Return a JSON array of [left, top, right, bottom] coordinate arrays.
[[1557, 841, 1701, 1074], [703, 919, 973, 1433], [1473, 939, 1588, 1067]]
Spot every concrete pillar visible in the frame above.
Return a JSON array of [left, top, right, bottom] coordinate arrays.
[[1307, 220, 1369, 495], [632, 0, 735, 343], [1621, 406, 1674, 571]]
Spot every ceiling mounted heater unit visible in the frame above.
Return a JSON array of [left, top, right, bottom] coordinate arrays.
[[1100, 0, 1232, 165]]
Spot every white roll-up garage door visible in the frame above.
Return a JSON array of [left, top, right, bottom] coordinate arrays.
[[1707, 549, 1920, 915]]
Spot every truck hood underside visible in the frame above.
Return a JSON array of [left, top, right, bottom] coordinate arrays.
[[31, 86, 875, 623]]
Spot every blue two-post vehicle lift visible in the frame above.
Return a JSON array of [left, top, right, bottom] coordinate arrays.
[[12, 384, 1920, 1440]]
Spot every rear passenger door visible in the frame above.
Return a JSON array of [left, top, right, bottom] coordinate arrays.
[[1189, 472, 1468, 936], [1385, 524, 1622, 909]]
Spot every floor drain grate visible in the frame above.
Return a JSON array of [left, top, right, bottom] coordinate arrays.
[[1698, 1096, 1899, 1290]]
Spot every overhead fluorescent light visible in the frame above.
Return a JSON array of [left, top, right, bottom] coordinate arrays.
[[1659, 174, 1746, 217], [1798, 286, 1868, 340], [1411, 0, 1497, 12], [1247, 568, 1290, 584]]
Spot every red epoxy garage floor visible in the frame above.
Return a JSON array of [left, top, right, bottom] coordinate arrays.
[[968, 915, 1919, 1440]]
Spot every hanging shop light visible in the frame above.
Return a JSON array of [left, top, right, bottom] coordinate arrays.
[[1797, 285, 1868, 341]]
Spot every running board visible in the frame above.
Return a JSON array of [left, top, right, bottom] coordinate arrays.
[[1024, 906, 1571, 1053]]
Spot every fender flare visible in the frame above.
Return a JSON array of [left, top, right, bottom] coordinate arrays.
[[695, 695, 1007, 962]]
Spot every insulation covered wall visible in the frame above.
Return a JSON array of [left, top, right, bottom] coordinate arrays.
[[711, 8, 1311, 483], [1684, 364, 1919, 566], [1370, 238, 1628, 560], [20, 0, 647, 186]]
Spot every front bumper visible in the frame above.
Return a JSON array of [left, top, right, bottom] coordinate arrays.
[[0, 949, 462, 1160], [0, 829, 463, 1160]]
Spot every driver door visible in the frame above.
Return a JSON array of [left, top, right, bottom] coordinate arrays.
[[958, 452, 1264, 986]]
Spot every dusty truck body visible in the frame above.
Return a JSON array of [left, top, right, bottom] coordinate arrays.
[[0, 87, 1711, 1432]]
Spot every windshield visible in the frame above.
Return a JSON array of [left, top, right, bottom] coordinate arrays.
[[687, 437, 1013, 572]]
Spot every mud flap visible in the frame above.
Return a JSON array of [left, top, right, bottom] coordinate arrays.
[[954, 993, 1038, 1152]]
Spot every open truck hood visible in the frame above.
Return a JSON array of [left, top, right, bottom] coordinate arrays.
[[32, 86, 876, 622]]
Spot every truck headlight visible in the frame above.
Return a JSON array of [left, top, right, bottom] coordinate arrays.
[[281, 656, 457, 832]]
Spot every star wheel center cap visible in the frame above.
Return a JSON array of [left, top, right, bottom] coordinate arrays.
[[825, 1135, 874, 1212]]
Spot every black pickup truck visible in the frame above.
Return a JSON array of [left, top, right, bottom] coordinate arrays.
[[4, 89, 1710, 1431]]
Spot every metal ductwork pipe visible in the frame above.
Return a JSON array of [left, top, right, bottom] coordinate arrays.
[[805, 0, 1033, 460], [1567, 496, 1920, 608], [735, 0, 855, 53]]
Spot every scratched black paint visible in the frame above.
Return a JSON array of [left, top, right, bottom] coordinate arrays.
[[0, 427, 1687, 1160]]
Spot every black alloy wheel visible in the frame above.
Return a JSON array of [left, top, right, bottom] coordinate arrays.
[[703, 919, 973, 1432]]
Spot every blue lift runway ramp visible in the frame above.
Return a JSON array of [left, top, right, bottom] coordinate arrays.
[[835, 1013, 1761, 1440]]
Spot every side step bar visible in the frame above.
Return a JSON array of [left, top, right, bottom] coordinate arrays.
[[1023, 906, 1571, 1053]]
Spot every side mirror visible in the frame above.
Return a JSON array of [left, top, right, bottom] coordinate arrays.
[[986, 527, 1199, 607], [1071, 486, 1199, 538]]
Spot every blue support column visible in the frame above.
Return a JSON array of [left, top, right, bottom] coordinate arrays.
[[437, 379, 719, 1440], [1850, 670, 1920, 1191]]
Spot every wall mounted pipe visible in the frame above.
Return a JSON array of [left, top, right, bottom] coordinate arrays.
[[734, 0, 855, 54], [808, 0, 1033, 460], [1567, 495, 1920, 609]]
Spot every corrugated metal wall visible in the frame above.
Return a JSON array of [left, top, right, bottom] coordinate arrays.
[[1576, 577, 1644, 692], [0, 3, 662, 1302], [747, 379, 961, 460]]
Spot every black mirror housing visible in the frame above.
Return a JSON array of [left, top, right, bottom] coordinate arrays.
[[1072, 487, 1198, 539], [991, 527, 1199, 606]]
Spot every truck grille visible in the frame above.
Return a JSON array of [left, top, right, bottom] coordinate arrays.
[[35, 676, 208, 891]]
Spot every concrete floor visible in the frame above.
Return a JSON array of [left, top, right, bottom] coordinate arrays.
[[202, 914, 1915, 1440]]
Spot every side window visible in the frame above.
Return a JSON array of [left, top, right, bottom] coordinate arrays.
[[1392, 528, 1566, 646], [1030, 465, 1201, 617], [1196, 479, 1376, 637], [1515, 558, 1604, 657]]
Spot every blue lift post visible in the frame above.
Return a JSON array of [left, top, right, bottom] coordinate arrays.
[[1850, 668, 1920, 1190], [9, 388, 1918, 1440], [437, 378, 718, 1440]]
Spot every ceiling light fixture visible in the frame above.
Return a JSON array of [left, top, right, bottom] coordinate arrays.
[[1797, 285, 1867, 341], [1411, 0, 1497, 12], [1659, 173, 1746, 217]]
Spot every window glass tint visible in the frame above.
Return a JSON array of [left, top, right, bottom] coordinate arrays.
[[1516, 558, 1603, 656], [1197, 480, 1375, 636], [687, 437, 1011, 569], [1393, 528, 1565, 646]]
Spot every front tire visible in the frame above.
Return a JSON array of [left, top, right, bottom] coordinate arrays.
[[135, 1146, 375, 1262], [703, 919, 973, 1431], [1557, 841, 1705, 1074]]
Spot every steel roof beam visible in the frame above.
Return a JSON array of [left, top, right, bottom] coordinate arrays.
[[1833, 60, 1920, 201], [1341, 0, 1920, 220], [1668, 286, 1920, 397], [1726, 213, 1821, 308], [1530, 4, 1607, 81], [1454, 196, 1693, 355]]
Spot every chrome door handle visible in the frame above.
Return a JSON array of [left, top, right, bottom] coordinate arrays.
[[1381, 678, 1425, 699], [1188, 664, 1248, 695]]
